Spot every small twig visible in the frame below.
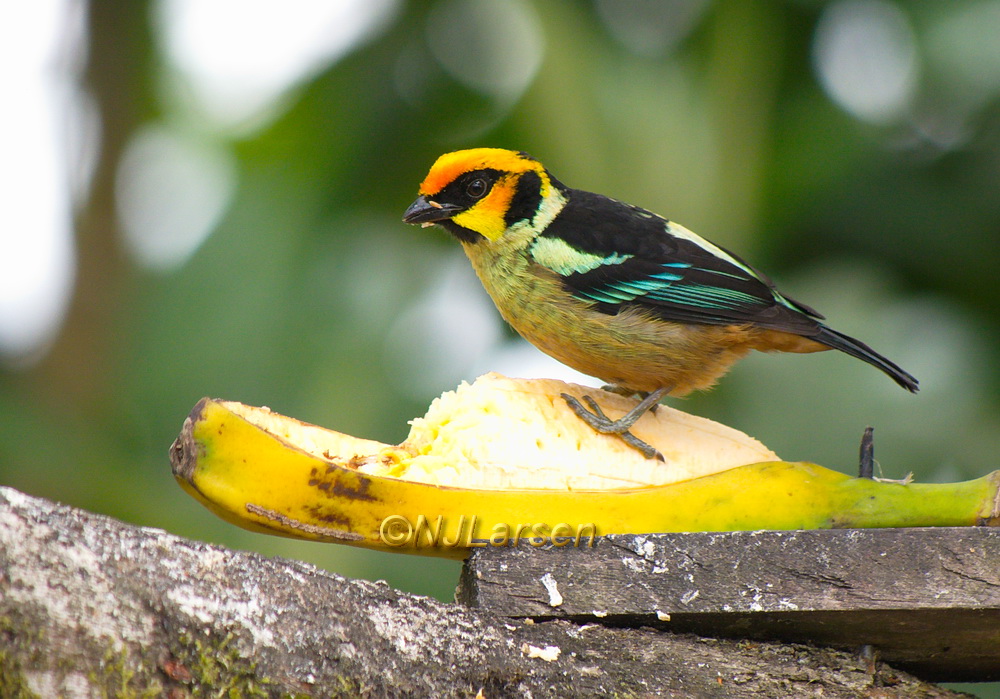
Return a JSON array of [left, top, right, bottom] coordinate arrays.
[[858, 427, 875, 479]]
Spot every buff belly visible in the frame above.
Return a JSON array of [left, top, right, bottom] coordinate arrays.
[[468, 254, 771, 396], [511, 302, 758, 396]]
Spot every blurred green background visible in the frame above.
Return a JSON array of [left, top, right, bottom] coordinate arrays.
[[2, 1, 999, 688]]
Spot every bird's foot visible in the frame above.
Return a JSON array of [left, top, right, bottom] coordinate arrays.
[[561, 387, 670, 461]]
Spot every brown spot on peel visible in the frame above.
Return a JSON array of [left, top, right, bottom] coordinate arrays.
[[245, 503, 363, 541], [307, 471, 378, 502]]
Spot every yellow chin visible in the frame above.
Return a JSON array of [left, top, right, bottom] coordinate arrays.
[[450, 208, 506, 241]]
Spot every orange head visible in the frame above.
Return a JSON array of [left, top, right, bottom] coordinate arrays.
[[402, 148, 563, 244]]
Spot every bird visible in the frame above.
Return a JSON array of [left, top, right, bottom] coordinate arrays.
[[402, 148, 918, 459]]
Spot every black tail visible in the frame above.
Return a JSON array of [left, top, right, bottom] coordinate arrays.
[[813, 325, 919, 393]]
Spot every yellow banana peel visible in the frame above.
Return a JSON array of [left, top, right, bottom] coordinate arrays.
[[171, 376, 1000, 559]]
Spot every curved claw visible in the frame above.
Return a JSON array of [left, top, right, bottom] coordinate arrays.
[[560, 388, 670, 461]]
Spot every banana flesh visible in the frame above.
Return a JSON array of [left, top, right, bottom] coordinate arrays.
[[170, 381, 1000, 558], [369, 373, 781, 489]]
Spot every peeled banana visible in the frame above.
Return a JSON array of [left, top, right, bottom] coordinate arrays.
[[170, 374, 1000, 558]]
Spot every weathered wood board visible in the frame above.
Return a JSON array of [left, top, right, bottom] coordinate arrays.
[[459, 528, 1000, 681]]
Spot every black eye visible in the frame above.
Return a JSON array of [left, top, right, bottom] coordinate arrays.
[[466, 178, 488, 199]]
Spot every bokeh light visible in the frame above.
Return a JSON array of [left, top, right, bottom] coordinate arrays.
[[155, 0, 399, 131], [116, 124, 237, 271], [812, 0, 918, 123], [0, 1, 87, 363]]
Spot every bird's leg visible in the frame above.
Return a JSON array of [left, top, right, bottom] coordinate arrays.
[[560, 386, 671, 460], [599, 385, 661, 415]]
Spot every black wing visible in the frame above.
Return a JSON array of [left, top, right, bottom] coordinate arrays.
[[534, 189, 822, 333]]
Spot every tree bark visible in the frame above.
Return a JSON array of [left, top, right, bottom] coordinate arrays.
[[33, 0, 150, 409], [0, 486, 967, 697]]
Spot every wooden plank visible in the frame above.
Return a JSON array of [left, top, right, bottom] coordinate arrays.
[[458, 527, 1000, 682]]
